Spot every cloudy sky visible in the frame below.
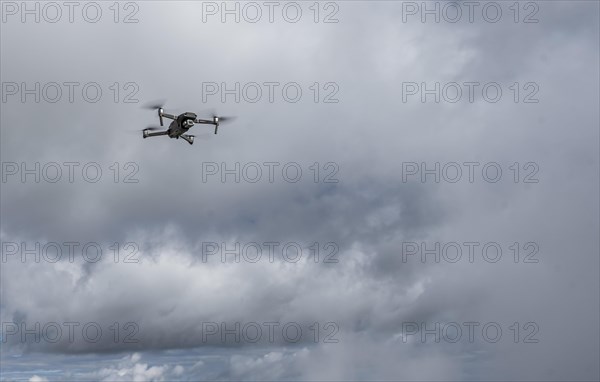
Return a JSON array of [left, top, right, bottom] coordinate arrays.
[[1, 1, 599, 380]]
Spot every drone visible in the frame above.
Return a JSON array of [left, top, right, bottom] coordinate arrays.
[[142, 104, 235, 145]]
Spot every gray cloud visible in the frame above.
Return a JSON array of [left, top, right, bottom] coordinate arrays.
[[1, 1, 598, 381]]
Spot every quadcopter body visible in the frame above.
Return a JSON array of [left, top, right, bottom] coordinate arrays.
[[143, 107, 233, 145]]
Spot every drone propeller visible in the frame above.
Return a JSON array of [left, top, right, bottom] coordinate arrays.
[[142, 126, 162, 131], [142, 100, 167, 110], [213, 115, 236, 122], [198, 108, 236, 122], [214, 114, 236, 134], [199, 109, 237, 134]]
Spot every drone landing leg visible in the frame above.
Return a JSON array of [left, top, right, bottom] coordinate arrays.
[[180, 134, 194, 145]]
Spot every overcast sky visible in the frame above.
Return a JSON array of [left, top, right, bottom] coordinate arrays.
[[1, 1, 599, 381]]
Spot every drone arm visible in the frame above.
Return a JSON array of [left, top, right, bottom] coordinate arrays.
[[155, 107, 175, 126], [143, 130, 169, 138], [194, 118, 214, 124]]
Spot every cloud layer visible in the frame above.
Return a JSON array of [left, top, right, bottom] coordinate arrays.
[[1, 1, 599, 380]]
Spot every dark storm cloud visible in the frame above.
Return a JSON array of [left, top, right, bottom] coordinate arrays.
[[1, 1, 598, 381]]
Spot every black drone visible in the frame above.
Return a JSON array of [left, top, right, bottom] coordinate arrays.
[[142, 103, 235, 145]]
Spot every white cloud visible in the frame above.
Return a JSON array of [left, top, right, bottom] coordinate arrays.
[[87, 353, 183, 382], [28, 376, 49, 382]]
